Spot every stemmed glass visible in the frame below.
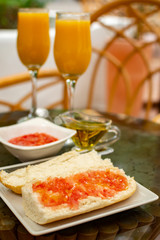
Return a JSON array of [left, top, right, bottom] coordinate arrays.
[[54, 12, 91, 109], [17, 8, 50, 121]]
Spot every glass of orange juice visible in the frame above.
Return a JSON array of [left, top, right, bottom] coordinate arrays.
[[54, 12, 91, 109], [17, 8, 50, 121]]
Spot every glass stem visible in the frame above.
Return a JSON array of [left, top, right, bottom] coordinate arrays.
[[66, 79, 76, 110], [29, 69, 38, 117]]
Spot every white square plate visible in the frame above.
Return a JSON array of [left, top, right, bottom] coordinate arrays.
[[0, 161, 158, 236]]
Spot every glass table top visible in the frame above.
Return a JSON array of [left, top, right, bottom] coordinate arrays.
[[0, 110, 159, 239]]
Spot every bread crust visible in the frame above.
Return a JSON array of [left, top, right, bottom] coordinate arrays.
[[21, 151, 137, 225], [0, 168, 27, 194]]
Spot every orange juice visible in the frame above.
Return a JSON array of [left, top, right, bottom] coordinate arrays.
[[54, 19, 91, 79], [17, 11, 50, 70]]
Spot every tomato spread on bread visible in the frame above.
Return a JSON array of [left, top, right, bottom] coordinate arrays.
[[32, 169, 128, 209]]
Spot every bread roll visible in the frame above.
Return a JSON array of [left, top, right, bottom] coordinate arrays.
[[22, 151, 136, 225], [0, 151, 79, 194]]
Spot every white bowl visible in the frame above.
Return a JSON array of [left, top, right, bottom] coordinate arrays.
[[0, 117, 76, 162]]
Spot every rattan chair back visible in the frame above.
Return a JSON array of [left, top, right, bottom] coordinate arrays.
[[87, 0, 160, 119]]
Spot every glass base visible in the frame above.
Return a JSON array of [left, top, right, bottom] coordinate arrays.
[[17, 108, 52, 123]]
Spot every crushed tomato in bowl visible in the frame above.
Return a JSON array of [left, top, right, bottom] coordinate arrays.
[[8, 132, 58, 147]]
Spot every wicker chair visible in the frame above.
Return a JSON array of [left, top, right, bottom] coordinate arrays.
[[0, 69, 68, 111], [87, 0, 160, 119], [82, 0, 107, 13], [1, 0, 160, 119]]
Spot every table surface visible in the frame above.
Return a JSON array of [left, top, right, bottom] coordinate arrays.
[[0, 110, 160, 240]]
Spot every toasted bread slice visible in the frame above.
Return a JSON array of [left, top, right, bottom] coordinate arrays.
[[22, 151, 136, 225], [0, 150, 79, 194]]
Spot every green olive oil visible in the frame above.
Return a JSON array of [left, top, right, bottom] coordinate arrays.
[[64, 121, 108, 150]]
